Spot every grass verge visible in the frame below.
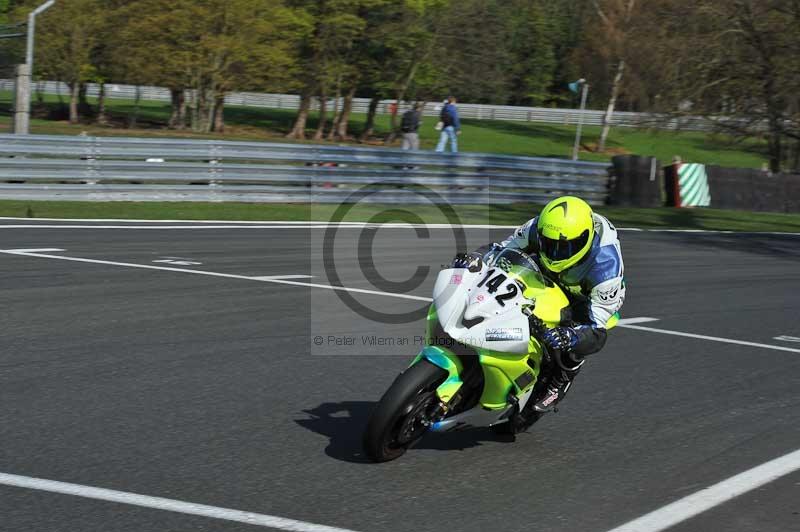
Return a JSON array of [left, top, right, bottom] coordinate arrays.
[[1, 200, 799, 233]]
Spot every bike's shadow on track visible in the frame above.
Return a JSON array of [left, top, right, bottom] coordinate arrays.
[[295, 401, 517, 463]]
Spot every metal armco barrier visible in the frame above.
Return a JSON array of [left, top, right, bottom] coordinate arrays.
[[0, 135, 609, 204], [0, 79, 713, 131], [0, 134, 610, 204]]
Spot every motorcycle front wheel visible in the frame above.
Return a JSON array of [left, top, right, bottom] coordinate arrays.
[[363, 360, 447, 462]]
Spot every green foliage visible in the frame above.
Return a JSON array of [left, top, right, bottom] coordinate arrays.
[[506, 1, 560, 105], [0, 0, 23, 75], [9, 0, 795, 164], [0, 0, 11, 22]]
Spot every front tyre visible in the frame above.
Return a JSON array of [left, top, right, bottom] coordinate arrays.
[[363, 360, 447, 462]]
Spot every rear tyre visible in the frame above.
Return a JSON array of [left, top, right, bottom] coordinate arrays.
[[363, 360, 447, 462]]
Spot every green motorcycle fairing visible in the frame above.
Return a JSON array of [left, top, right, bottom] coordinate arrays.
[[417, 286, 567, 410]]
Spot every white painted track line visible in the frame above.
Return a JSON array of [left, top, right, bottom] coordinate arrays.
[[2, 249, 796, 351], [2, 248, 65, 253], [251, 275, 314, 281], [774, 335, 800, 343], [618, 323, 800, 354], [616, 317, 659, 325], [603, 448, 800, 532], [0, 249, 431, 303], [0, 472, 360, 532]]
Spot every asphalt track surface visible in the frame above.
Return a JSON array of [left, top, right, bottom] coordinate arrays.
[[1, 220, 799, 532]]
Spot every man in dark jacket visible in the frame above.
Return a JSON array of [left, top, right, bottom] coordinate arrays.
[[435, 96, 461, 153], [400, 103, 422, 150]]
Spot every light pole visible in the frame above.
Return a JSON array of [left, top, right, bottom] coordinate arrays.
[[13, 0, 55, 134], [26, 0, 56, 73], [571, 79, 589, 161]]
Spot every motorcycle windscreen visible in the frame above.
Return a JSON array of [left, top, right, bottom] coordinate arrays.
[[483, 248, 551, 297]]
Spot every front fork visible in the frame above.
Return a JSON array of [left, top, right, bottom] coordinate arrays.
[[411, 345, 465, 404]]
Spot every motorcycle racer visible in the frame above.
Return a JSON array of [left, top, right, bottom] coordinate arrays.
[[455, 195, 625, 413]]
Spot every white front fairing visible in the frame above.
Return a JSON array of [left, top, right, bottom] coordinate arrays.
[[432, 266, 531, 354]]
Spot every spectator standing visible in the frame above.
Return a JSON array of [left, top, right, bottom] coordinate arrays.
[[435, 96, 461, 153], [400, 103, 422, 150]]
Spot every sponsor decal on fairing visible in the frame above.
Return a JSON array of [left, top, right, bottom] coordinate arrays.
[[485, 327, 524, 342]]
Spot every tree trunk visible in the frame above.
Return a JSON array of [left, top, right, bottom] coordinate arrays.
[[169, 88, 185, 129], [335, 88, 357, 140], [313, 93, 327, 141], [69, 82, 79, 124], [190, 88, 199, 131], [97, 82, 108, 126], [128, 85, 141, 128], [213, 92, 225, 133], [359, 96, 380, 142], [207, 96, 216, 133], [203, 88, 215, 133], [385, 94, 403, 145], [767, 120, 782, 174], [179, 90, 188, 130], [192, 84, 213, 133], [327, 77, 342, 140], [385, 62, 421, 145], [287, 93, 311, 139], [599, 59, 625, 152]]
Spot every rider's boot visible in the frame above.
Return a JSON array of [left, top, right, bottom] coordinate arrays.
[[531, 355, 583, 413]]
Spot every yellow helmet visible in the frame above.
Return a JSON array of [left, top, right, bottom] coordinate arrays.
[[536, 196, 595, 272]]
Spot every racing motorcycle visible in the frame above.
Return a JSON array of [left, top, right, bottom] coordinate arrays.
[[363, 246, 618, 462]]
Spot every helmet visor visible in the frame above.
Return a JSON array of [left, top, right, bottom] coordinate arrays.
[[538, 229, 590, 262]]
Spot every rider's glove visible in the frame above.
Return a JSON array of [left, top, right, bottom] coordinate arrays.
[[451, 251, 483, 273], [530, 317, 585, 370], [540, 326, 579, 353]]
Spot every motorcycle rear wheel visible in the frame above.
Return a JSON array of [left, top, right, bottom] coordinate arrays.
[[363, 360, 447, 462]]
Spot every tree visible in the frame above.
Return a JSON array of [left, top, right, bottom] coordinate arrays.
[[0, 0, 25, 78], [115, 0, 307, 133], [585, 0, 639, 152], [15, 0, 105, 123], [432, 0, 512, 104], [647, 0, 800, 172], [360, 0, 445, 141], [312, 0, 370, 140], [505, 0, 563, 106], [285, 0, 380, 140]]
